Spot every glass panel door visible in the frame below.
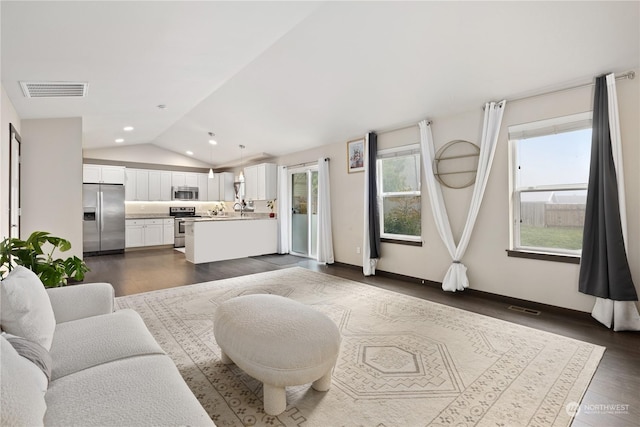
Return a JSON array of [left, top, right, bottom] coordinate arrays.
[[310, 171, 318, 258], [290, 167, 318, 257], [291, 172, 308, 255]]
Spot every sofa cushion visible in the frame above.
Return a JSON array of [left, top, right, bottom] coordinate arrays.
[[0, 335, 47, 427], [0, 266, 56, 350], [49, 309, 165, 380], [44, 354, 215, 427]]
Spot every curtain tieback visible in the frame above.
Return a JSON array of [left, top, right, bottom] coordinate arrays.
[[452, 260, 462, 264]]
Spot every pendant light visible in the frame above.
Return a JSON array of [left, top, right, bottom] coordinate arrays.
[[238, 144, 245, 182], [208, 132, 216, 178]]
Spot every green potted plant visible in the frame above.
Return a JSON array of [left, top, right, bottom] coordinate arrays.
[[0, 231, 90, 287]]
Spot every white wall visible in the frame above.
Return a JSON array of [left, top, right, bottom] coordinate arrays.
[[20, 118, 83, 258], [273, 70, 640, 313], [83, 143, 212, 168], [1, 85, 21, 240]]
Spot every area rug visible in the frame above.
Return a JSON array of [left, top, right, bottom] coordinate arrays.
[[115, 267, 604, 427]]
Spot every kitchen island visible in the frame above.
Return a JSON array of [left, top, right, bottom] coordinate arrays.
[[184, 217, 277, 264]]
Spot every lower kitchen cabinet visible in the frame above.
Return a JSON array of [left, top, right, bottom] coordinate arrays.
[[126, 219, 171, 248], [163, 218, 174, 245]]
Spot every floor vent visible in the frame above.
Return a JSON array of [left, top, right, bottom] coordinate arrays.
[[20, 81, 88, 98], [507, 305, 541, 316]]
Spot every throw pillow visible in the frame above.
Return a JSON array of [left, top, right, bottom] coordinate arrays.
[[0, 335, 47, 426], [0, 266, 57, 350]]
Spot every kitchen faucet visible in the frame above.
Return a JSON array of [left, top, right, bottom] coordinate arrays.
[[233, 200, 247, 216]]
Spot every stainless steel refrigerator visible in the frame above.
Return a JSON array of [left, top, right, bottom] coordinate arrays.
[[83, 183, 125, 255]]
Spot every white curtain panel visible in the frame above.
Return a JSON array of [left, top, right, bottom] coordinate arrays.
[[276, 165, 289, 254], [317, 158, 335, 264], [419, 100, 506, 292], [362, 133, 378, 276], [591, 74, 640, 331]]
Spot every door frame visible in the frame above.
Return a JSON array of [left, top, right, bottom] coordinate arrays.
[[9, 123, 21, 239]]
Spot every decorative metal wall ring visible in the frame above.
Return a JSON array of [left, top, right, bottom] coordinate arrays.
[[433, 139, 480, 189]]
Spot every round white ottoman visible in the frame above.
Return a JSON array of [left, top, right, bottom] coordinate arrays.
[[213, 294, 341, 415]]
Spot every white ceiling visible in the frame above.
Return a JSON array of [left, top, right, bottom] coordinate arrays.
[[3, 1, 639, 167]]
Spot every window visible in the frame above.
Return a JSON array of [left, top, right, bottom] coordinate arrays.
[[377, 144, 421, 243], [509, 112, 592, 257]]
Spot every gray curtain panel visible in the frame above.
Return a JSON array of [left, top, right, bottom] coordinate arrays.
[[578, 75, 637, 301], [367, 132, 380, 259]]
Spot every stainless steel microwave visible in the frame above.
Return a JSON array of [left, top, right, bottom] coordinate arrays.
[[172, 186, 199, 201]]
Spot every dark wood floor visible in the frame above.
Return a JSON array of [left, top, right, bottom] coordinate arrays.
[[84, 248, 640, 427]]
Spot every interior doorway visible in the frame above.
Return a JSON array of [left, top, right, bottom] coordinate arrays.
[[9, 124, 21, 239], [289, 166, 318, 258]]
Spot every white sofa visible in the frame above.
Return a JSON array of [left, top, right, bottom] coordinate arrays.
[[0, 266, 214, 427]]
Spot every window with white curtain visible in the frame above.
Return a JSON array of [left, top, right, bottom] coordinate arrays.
[[508, 112, 592, 257], [377, 144, 421, 243]]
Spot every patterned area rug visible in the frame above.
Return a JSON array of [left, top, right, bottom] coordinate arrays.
[[115, 267, 604, 427]]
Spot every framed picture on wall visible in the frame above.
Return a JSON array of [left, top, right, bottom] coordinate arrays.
[[347, 138, 365, 173]]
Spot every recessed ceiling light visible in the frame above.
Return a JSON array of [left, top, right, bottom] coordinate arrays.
[[123, 126, 134, 132], [115, 138, 124, 143], [186, 150, 194, 156]]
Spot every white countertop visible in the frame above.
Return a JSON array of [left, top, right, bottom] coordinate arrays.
[[125, 214, 172, 220], [184, 216, 275, 222]]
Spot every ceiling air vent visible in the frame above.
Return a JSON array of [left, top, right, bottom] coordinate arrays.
[[19, 81, 88, 98]]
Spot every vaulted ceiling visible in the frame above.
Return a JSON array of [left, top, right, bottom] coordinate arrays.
[[2, 1, 639, 167]]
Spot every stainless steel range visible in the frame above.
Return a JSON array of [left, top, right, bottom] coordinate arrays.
[[170, 207, 200, 248]]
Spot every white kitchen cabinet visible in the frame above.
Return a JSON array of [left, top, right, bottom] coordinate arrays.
[[126, 219, 168, 248], [185, 173, 198, 188], [207, 174, 220, 201], [83, 165, 101, 184], [172, 172, 186, 188], [243, 163, 276, 201], [125, 169, 136, 201], [125, 220, 145, 248], [144, 220, 163, 246], [163, 218, 174, 245], [171, 172, 198, 188], [220, 172, 235, 201], [244, 166, 258, 200], [148, 171, 171, 201], [125, 169, 149, 201], [206, 172, 235, 201], [135, 170, 149, 201], [197, 173, 209, 201], [83, 164, 125, 184]]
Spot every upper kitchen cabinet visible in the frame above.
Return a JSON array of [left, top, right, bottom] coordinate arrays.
[[83, 164, 125, 184], [171, 172, 199, 189], [243, 163, 277, 201], [125, 169, 149, 201], [148, 171, 172, 201], [197, 174, 208, 201], [207, 172, 235, 202]]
